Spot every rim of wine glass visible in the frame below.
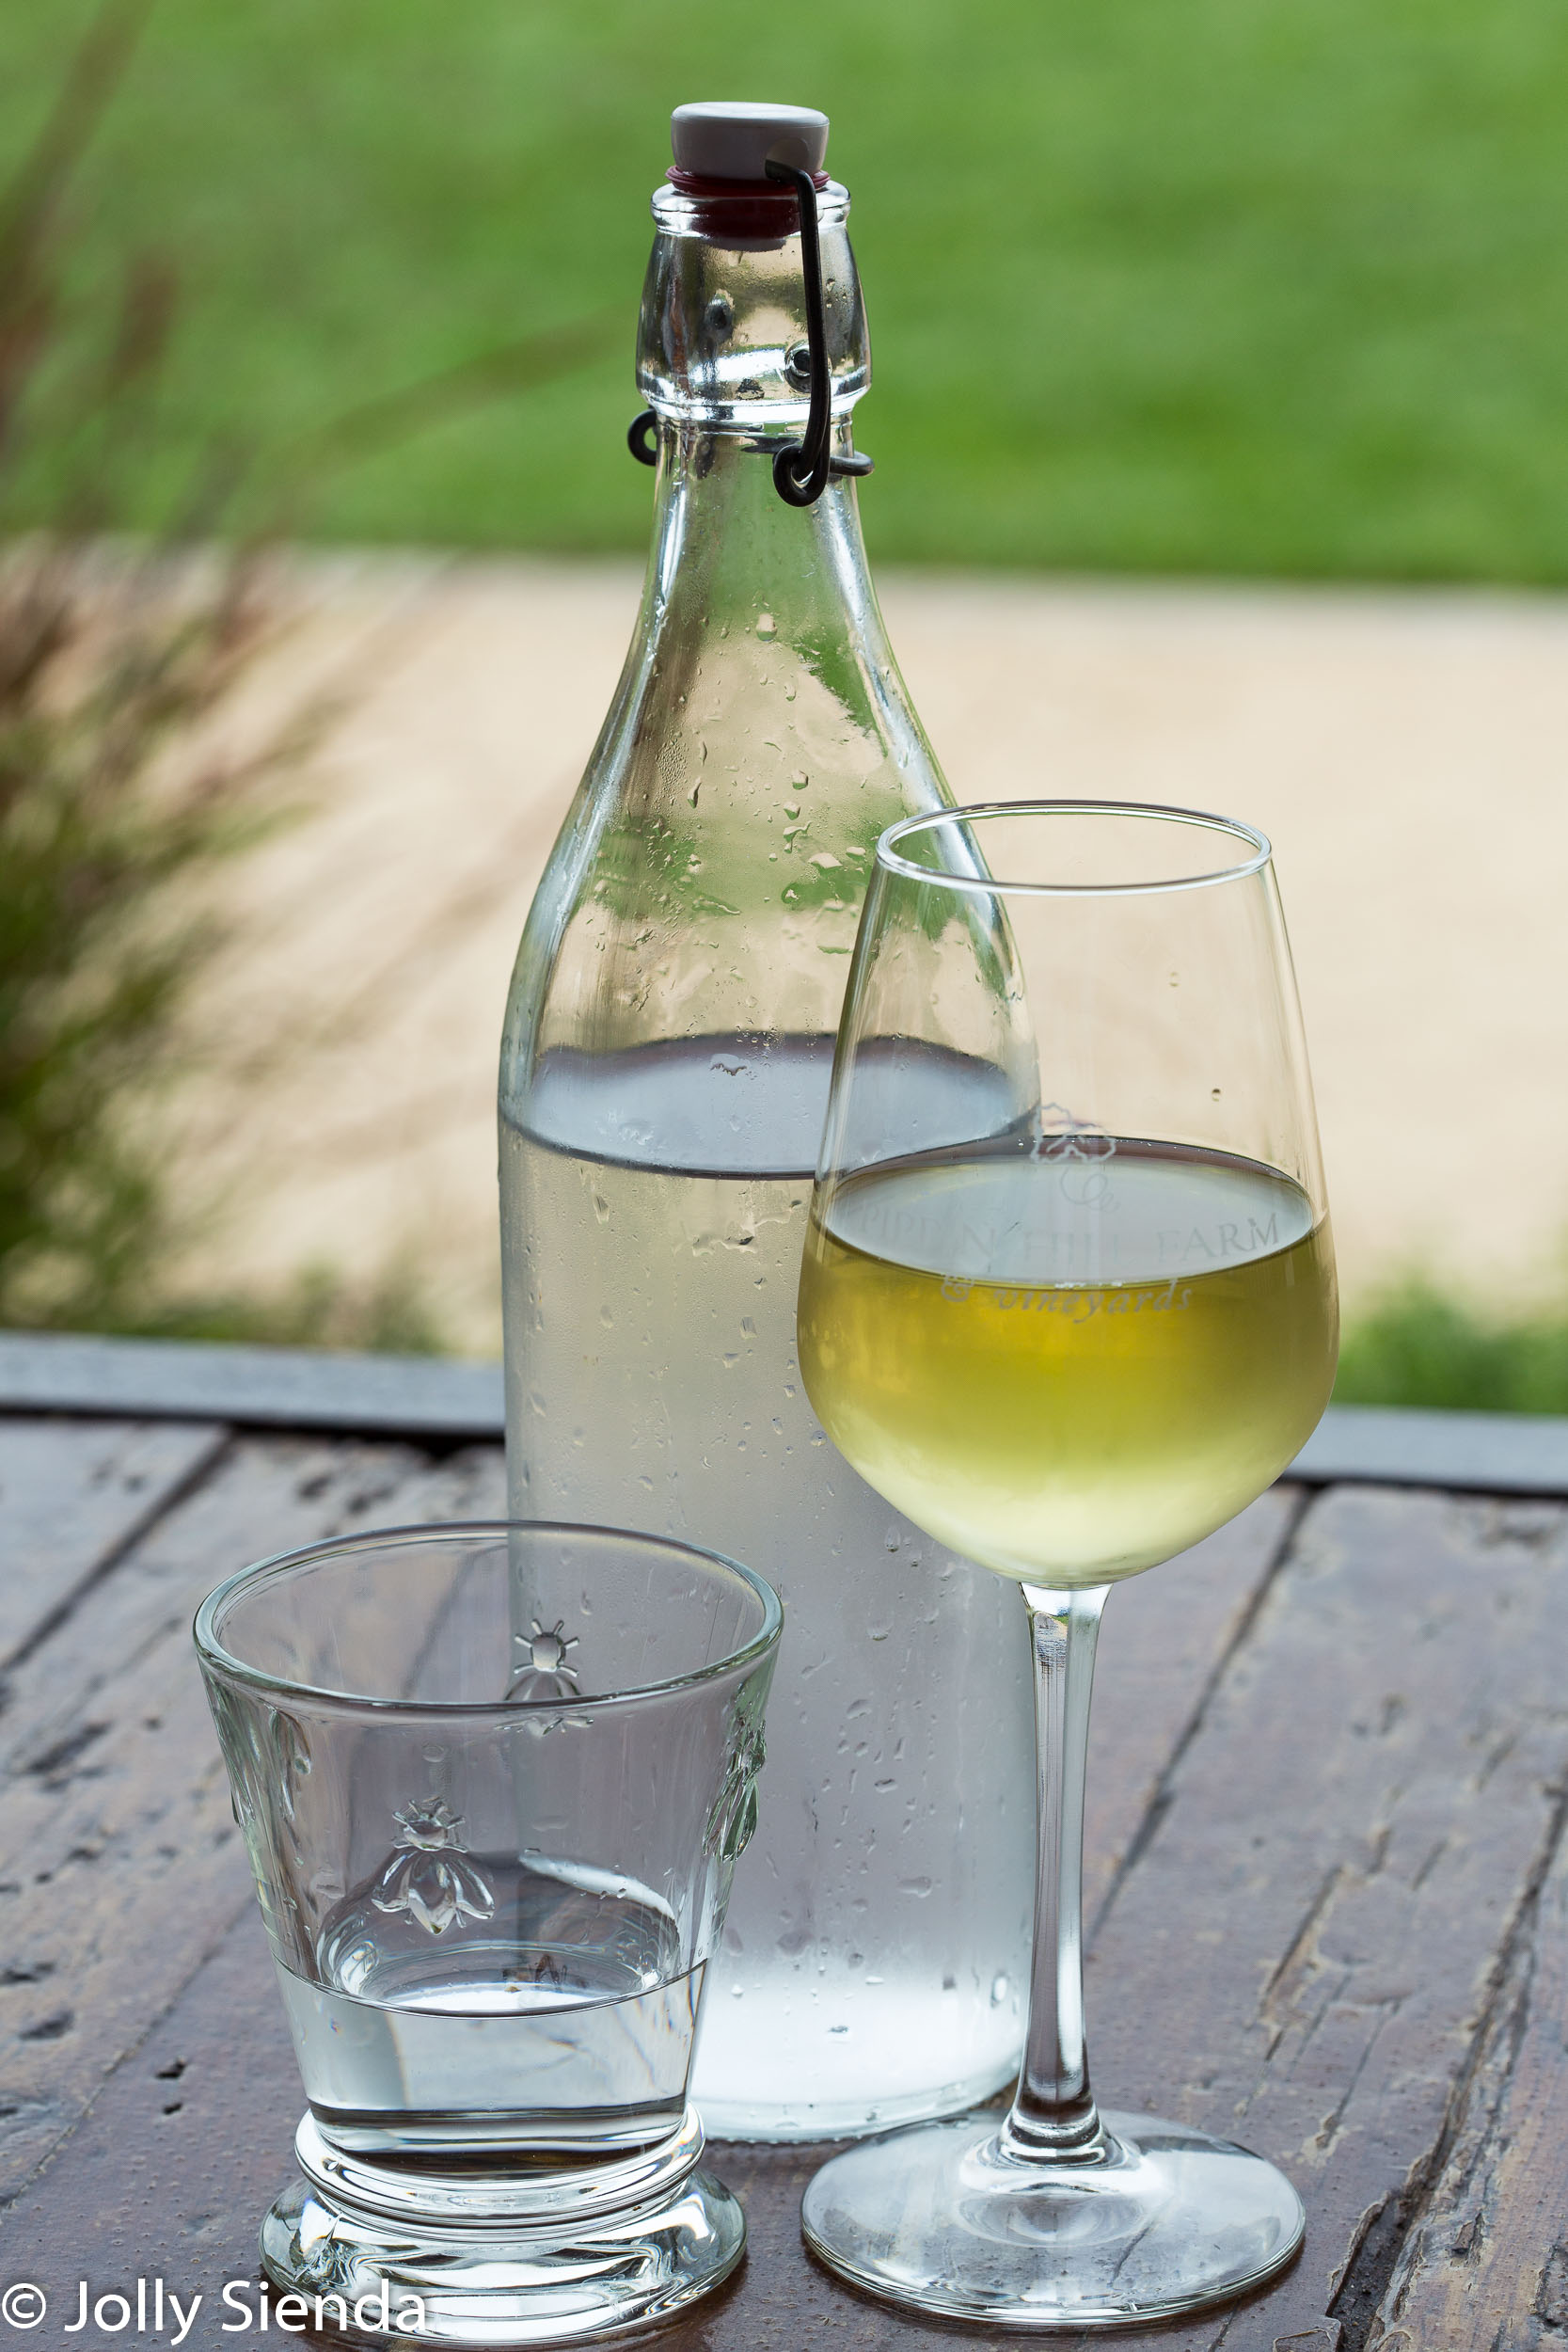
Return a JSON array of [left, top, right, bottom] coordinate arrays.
[[193, 1519, 783, 1718], [877, 799, 1273, 896]]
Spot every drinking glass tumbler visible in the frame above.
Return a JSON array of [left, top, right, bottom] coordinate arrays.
[[194, 1522, 781, 2346]]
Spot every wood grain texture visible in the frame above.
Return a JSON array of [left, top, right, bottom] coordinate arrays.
[[1085, 1486, 1301, 1930], [0, 1436, 503, 2200], [0, 1418, 225, 1668], [0, 1907, 301, 2343], [1077, 1485, 1568, 2352], [9, 1466, 1564, 2352], [1364, 1510, 1568, 2350], [0, 1457, 1294, 2351]]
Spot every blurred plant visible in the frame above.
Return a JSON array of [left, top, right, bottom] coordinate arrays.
[[0, 0, 279, 1335], [1336, 1274, 1568, 1417], [0, 0, 606, 1349]]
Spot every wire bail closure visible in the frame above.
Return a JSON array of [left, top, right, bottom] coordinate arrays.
[[627, 158, 874, 505], [762, 158, 873, 507]]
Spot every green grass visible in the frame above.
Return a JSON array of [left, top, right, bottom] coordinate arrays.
[[8, 0, 1568, 575], [1337, 1280, 1568, 1416]]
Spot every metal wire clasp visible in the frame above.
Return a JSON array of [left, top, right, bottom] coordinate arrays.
[[626, 159, 874, 505], [762, 158, 873, 507]]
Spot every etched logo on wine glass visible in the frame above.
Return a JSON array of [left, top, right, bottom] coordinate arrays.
[[1034, 1104, 1117, 1207], [1034, 1104, 1117, 1164], [371, 1798, 495, 1937]]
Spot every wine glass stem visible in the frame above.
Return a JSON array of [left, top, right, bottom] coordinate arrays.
[[1004, 1580, 1112, 2163]]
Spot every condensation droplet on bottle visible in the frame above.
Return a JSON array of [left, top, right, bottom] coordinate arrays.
[[756, 612, 777, 640], [593, 1193, 610, 1224], [884, 1527, 901, 1552], [1212, 1087, 1222, 1100], [1169, 971, 1180, 987], [792, 770, 809, 787], [990, 1973, 1010, 2007], [784, 681, 797, 701]]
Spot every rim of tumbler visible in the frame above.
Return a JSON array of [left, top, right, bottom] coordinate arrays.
[[877, 799, 1273, 896], [192, 1519, 784, 1717]]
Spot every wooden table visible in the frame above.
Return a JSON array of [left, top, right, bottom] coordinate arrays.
[[2, 1333, 1566, 2352]]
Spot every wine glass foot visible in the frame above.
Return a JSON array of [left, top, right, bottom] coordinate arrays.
[[800, 2108, 1304, 2330]]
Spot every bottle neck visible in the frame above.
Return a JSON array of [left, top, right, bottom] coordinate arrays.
[[636, 177, 869, 434], [631, 177, 880, 669], [635, 421, 883, 679]]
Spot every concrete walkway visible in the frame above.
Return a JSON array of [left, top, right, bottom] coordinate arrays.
[[182, 556, 1568, 1354]]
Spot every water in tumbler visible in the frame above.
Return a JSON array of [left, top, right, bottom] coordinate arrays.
[[277, 1854, 701, 2157], [501, 1039, 1034, 2140]]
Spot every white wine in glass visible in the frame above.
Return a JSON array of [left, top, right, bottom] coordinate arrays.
[[797, 802, 1338, 2328]]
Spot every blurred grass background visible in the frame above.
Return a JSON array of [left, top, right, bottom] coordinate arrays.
[[6, 0, 1568, 576], [1337, 1279, 1568, 1415], [3, 0, 1566, 1401]]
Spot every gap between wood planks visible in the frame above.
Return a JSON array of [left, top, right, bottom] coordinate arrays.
[[1091, 1485, 1316, 1948]]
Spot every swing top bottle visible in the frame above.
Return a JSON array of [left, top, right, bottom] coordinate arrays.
[[498, 102, 1034, 2139]]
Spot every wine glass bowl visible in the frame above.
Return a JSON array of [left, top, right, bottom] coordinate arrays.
[[796, 802, 1338, 2327]]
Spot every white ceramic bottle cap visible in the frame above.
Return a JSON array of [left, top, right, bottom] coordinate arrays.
[[670, 103, 829, 183]]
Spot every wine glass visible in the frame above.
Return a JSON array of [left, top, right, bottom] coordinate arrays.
[[795, 802, 1338, 2328]]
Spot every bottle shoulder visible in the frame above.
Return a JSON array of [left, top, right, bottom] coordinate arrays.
[[500, 456, 950, 1104]]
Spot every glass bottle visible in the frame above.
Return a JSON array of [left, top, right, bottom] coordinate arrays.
[[498, 102, 1034, 2140]]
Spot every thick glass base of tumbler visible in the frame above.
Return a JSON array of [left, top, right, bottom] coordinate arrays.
[[260, 2109, 744, 2345], [800, 2109, 1304, 2330]]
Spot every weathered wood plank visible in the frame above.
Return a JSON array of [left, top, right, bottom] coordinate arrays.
[[4, 1330, 1565, 1496], [1366, 1632, 1568, 2351], [0, 1435, 504, 2200], [1085, 1485, 1302, 1928], [0, 1418, 224, 1668], [17, 1475, 1566, 2352], [0, 1905, 300, 2343], [0, 1467, 1294, 2352], [1293, 1406, 1568, 1498], [1072, 1485, 1568, 2352], [0, 1330, 504, 1440]]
